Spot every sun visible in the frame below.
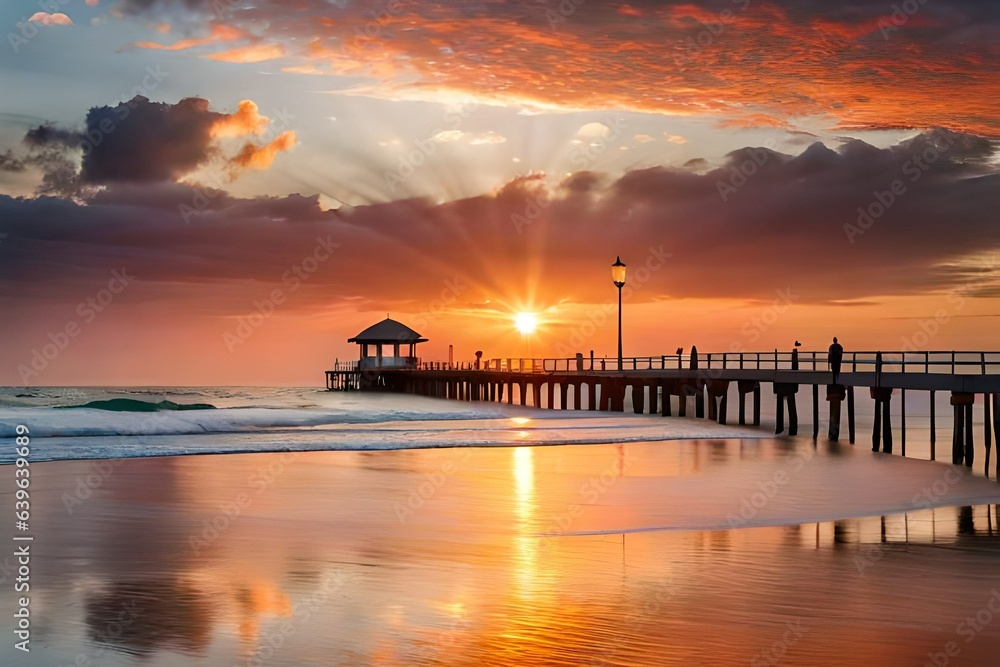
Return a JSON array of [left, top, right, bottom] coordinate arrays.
[[514, 312, 538, 334]]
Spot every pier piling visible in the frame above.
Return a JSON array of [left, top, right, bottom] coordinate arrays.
[[773, 383, 799, 436], [827, 384, 845, 441], [950, 392, 974, 466], [870, 387, 893, 453]]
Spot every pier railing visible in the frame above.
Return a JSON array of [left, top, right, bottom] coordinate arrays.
[[332, 360, 359, 372], [415, 351, 1000, 375]]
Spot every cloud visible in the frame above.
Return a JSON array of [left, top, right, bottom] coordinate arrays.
[[17, 96, 294, 192], [127, 24, 242, 51], [228, 130, 296, 171], [469, 131, 507, 145], [28, 12, 73, 26], [2, 130, 998, 315], [204, 43, 285, 63], [108, 0, 1000, 135], [211, 99, 269, 138], [665, 134, 687, 144], [432, 130, 465, 143], [634, 134, 656, 143], [79, 96, 224, 183], [25, 125, 82, 148], [0, 150, 26, 172], [432, 130, 507, 145], [576, 123, 611, 138]]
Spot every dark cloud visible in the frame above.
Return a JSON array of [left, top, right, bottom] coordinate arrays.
[[80, 96, 223, 183], [24, 124, 83, 149], [0, 130, 998, 314], [14, 96, 291, 195], [0, 150, 26, 172], [559, 171, 605, 194]]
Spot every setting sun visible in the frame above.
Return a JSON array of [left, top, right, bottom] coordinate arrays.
[[514, 312, 538, 334]]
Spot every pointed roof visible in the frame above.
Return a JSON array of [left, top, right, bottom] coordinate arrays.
[[348, 317, 427, 344]]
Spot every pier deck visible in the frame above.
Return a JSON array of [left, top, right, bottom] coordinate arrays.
[[326, 350, 1000, 479]]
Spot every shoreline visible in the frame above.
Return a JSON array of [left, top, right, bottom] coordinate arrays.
[[4, 441, 1000, 666]]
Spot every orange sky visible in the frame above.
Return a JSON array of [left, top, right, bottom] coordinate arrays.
[[1, 0, 999, 385]]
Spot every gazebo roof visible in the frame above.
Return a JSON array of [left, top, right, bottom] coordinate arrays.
[[348, 317, 427, 344]]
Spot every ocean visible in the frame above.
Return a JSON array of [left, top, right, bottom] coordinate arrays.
[[0, 386, 770, 463], [2, 386, 1000, 665]]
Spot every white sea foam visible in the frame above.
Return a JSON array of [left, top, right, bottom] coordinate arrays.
[[0, 386, 766, 462]]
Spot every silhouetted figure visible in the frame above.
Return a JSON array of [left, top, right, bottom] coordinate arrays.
[[828, 337, 844, 384]]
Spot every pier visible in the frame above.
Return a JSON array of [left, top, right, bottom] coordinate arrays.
[[328, 350, 1000, 479]]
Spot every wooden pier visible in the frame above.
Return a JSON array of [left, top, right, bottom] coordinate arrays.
[[326, 360, 360, 391], [327, 350, 1000, 480]]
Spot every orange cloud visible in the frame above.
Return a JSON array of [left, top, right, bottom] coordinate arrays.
[[28, 12, 72, 26], [112, 1, 1000, 136], [228, 130, 297, 171], [128, 25, 242, 52], [204, 43, 285, 63], [211, 100, 270, 138]]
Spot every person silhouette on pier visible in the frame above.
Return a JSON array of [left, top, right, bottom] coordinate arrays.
[[828, 337, 844, 385]]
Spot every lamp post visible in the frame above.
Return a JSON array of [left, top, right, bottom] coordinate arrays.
[[611, 256, 626, 370]]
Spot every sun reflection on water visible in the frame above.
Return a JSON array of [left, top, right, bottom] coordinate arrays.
[[512, 446, 538, 597]]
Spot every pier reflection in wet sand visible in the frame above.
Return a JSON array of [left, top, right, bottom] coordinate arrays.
[[4, 439, 1000, 666]]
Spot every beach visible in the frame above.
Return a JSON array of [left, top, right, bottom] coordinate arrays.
[[3, 390, 1000, 666]]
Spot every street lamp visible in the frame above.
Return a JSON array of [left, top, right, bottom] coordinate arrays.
[[611, 256, 626, 370]]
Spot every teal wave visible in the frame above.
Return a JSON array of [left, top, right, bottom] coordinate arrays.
[[59, 398, 217, 412]]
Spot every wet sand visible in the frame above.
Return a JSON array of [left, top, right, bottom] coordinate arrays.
[[3, 439, 1000, 666]]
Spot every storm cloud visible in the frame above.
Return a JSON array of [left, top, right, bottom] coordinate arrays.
[[1, 130, 997, 312], [19, 96, 295, 193]]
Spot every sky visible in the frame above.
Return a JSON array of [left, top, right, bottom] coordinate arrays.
[[0, 0, 998, 385]]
